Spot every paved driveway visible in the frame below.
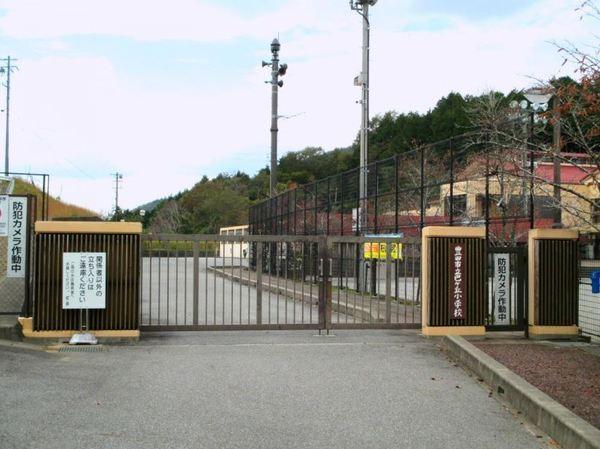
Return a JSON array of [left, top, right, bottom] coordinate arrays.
[[0, 331, 552, 449]]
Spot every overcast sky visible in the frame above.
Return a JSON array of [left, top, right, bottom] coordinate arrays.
[[0, 0, 595, 215]]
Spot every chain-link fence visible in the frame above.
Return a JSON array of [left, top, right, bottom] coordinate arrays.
[[0, 235, 26, 315]]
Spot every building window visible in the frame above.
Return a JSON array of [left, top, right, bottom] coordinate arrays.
[[445, 194, 467, 217], [533, 196, 556, 219]]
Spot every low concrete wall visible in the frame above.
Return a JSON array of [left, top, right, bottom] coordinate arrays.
[[443, 335, 600, 449]]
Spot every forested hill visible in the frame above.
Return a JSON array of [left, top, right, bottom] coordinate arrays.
[[119, 90, 521, 233]]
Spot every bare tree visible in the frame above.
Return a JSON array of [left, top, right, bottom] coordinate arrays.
[[469, 4, 600, 235], [149, 200, 182, 234]]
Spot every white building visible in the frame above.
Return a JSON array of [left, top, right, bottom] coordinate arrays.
[[219, 225, 249, 259]]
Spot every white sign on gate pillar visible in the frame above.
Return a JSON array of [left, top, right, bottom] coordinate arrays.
[[6, 196, 28, 278], [493, 253, 511, 325], [62, 252, 107, 309]]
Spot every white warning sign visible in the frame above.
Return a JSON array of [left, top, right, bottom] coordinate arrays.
[[62, 252, 107, 309]]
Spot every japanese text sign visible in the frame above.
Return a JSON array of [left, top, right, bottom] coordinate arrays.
[[6, 196, 27, 278], [62, 252, 107, 309], [493, 254, 511, 325], [449, 243, 466, 320]]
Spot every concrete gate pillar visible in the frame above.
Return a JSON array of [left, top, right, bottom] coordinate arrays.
[[528, 229, 580, 339], [422, 226, 486, 337]]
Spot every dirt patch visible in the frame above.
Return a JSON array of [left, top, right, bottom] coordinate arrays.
[[474, 342, 600, 430]]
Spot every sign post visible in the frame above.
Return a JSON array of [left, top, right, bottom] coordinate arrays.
[[62, 252, 107, 344]]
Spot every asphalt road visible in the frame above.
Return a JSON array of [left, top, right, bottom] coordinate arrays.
[[0, 331, 554, 449]]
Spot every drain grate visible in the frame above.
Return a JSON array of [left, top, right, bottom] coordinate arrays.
[[58, 345, 106, 353]]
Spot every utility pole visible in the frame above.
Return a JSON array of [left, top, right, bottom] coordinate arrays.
[[351, 1, 376, 294], [1, 56, 18, 176], [263, 39, 288, 197], [112, 172, 123, 218], [350, 1, 376, 233]]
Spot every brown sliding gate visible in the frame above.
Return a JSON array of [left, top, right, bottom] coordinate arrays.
[[140, 234, 421, 331]]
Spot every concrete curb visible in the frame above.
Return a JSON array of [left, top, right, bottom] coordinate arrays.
[[442, 335, 600, 449]]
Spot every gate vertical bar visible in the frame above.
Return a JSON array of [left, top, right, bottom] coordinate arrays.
[[193, 240, 199, 325], [256, 241, 263, 325]]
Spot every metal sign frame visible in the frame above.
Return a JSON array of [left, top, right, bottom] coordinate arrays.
[[486, 246, 527, 332]]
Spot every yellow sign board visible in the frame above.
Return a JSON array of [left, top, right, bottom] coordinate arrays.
[[364, 242, 403, 260]]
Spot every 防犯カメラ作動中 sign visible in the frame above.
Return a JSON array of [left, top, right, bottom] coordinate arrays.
[[493, 253, 511, 325], [6, 196, 28, 278]]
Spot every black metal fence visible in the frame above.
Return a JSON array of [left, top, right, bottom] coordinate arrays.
[[250, 132, 560, 246]]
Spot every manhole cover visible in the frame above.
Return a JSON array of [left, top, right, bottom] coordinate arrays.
[[58, 345, 106, 353]]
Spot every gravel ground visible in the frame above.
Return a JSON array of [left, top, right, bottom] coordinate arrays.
[[474, 341, 600, 430]]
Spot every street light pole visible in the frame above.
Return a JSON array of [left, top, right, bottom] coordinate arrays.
[[552, 97, 562, 228], [270, 39, 280, 198], [263, 39, 288, 198]]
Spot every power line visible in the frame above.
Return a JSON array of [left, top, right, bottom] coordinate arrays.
[[1, 56, 19, 176]]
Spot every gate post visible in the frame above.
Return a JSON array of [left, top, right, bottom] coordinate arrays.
[[20, 221, 141, 341], [528, 229, 579, 339], [317, 236, 331, 332], [422, 226, 486, 337]]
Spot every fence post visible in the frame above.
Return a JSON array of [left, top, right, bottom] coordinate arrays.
[[449, 138, 454, 226], [420, 147, 425, 230], [340, 173, 345, 236], [256, 241, 263, 325], [385, 246, 392, 323], [394, 155, 399, 233]]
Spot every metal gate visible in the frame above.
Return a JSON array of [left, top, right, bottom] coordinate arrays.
[[486, 246, 527, 332], [139, 234, 421, 331]]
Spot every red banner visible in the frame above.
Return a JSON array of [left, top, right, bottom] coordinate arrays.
[[450, 243, 466, 320]]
